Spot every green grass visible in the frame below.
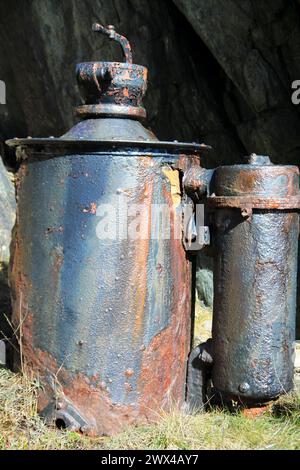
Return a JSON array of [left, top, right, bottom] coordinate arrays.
[[0, 367, 299, 450]]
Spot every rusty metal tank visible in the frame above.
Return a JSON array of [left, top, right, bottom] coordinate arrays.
[[7, 24, 208, 435], [184, 154, 300, 408], [209, 154, 300, 403]]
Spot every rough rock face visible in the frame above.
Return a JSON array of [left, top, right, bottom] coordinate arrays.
[[0, 158, 15, 365], [196, 252, 214, 307], [0, 0, 244, 167], [174, 0, 300, 164], [0, 0, 299, 332]]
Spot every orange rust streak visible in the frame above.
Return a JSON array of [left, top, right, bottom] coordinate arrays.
[[130, 164, 153, 341], [137, 176, 191, 411]]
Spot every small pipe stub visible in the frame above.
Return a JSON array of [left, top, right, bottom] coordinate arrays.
[[92, 23, 133, 64], [76, 22, 147, 119]]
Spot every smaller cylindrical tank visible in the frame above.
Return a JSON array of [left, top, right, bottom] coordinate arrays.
[[208, 154, 300, 403]]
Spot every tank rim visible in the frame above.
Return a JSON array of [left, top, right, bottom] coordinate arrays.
[[77, 61, 147, 70], [6, 138, 211, 153]]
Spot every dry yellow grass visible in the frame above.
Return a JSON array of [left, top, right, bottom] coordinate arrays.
[[0, 367, 299, 450], [193, 299, 212, 345]]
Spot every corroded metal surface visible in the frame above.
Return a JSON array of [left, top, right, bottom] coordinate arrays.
[[213, 158, 299, 198], [207, 195, 300, 211], [211, 155, 300, 403], [212, 208, 299, 402], [184, 154, 300, 407], [76, 22, 147, 119], [10, 149, 198, 435], [75, 62, 148, 119], [92, 23, 133, 64], [183, 166, 214, 200], [208, 155, 300, 211], [7, 22, 205, 435]]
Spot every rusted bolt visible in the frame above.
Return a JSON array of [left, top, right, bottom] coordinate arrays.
[[100, 381, 107, 390], [238, 382, 250, 393], [241, 206, 252, 218], [125, 382, 133, 392]]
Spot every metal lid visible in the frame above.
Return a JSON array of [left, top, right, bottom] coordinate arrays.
[[6, 22, 211, 156], [75, 23, 147, 120], [208, 154, 300, 212], [213, 154, 299, 198]]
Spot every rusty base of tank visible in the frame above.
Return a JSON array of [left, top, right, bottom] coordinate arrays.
[[241, 404, 270, 418]]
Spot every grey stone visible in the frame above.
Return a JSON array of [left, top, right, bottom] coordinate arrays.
[[0, 155, 15, 364], [196, 269, 213, 308], [0, 157, 15, 264], [0, 340, 5, 367]]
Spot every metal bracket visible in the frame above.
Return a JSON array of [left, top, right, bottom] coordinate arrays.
[[40, 396, 90, 433], [186, 339, 213, 411], [199, 226, 210, 246]]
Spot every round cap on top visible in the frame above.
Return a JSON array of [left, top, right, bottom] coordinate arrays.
[[76, 23, 147, 119]]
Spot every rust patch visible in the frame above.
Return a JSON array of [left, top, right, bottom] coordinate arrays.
[[83, 202, 97, 214], [176, 154, 201, 172], [125, 369, 134, 377], [14, 162, 28, 194], [25, 346, 151, 436], [242, 405, 269, 418], [208, 195, 300, 210], [137, 166, 191, 412]]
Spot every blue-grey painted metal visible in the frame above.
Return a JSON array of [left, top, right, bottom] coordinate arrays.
[[10, 144, 200, 434]]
